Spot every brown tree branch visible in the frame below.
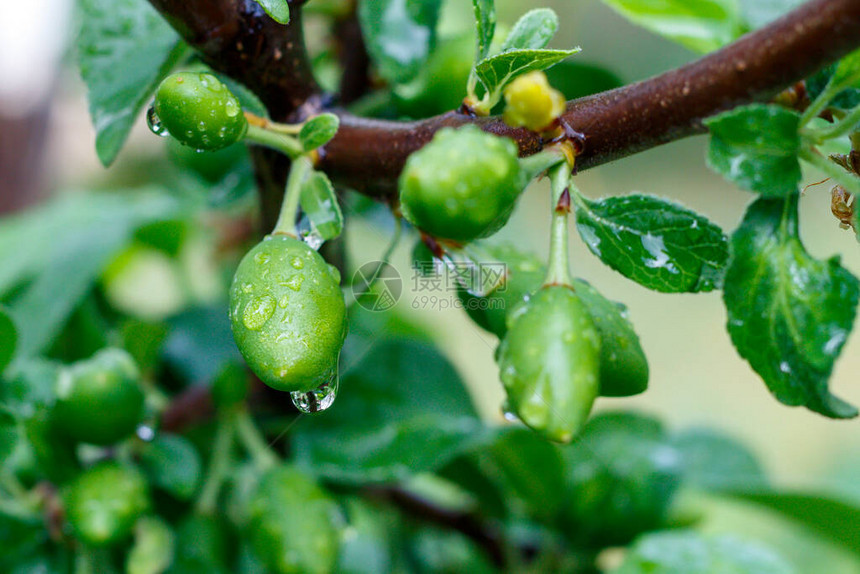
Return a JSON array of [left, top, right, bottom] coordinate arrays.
[[148, 0, 860, 210], [320, 0, 860, 198], [334, 1, 373, 105], [147, 0, 321, 120], [150, 0, 860, 431], [146, 0, 327, 230]]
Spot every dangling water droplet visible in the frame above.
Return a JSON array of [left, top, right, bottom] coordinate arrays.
[[243, 294, 276, 330], [501, 401, 519, 423], [290, 372, 338, 414], [146, 106, 169, 137]]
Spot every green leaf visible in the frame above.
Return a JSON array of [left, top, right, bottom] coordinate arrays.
[[471, 0, 496, 63], [572, 192, 729, 293], [806, 64, 860, 112], [0, 307, 16, 375], [127, 516, 175, 574], [729, 490, 860, 558], [78, 0, 186, 166], [612, 530, 795, 574], [173, 514, 231, 571], [477, 428, 567, 522], [475, 48, 579, 102], [248, 466, 340, 574], [741, 0, 805, 29], [121, 320, 168, 373], [723, 195, 860, 418], [560, 412, 683, 548], [252, 0, 290, 24], [500, 8, 558, 52], [671, 428, 767, 490], [1, 359, 59, 417], [139, 433, 202, 500], [705, 104, 802, 197], [831, 48, 860, 92], [299, 113, 340, 151], [0, 514, 47, 572], [359, 0, 443, 84], [410, 526, 496, 574], [337, 498, 395, 574], [23, 406, 79, 483], [599, 0, 743, 53], [292, 339, 488, 483], [162, 306, 242, 383], [0, 410, 18, 465], [2, 190, 180, 359], [300, 171, 344, 241]]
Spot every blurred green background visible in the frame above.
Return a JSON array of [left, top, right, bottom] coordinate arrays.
[[3, 0, 860, 569], [13, 0, 860, 499]]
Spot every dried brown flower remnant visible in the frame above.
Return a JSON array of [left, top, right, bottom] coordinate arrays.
[[831, 185, 855, 230]]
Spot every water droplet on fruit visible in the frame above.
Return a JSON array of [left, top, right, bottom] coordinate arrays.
[[254, 251, 270, 265], [290, 371, 338, 414], [284, 275, 304, 291], [225, 99, 240, 117], [290, 256, 304, 270], [243, 295, 276, 330], [146, 107, 169, 137]]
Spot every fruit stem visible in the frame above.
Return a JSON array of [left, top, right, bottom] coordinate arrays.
[[235, 407, 279, 472], [244, 112, 303, 135], [544, 161, 574, 286], [518, 147, 567, 188], [811, 103, 860, 140], [245, 124, 304, 158], [273, 155, 314, 236], [800, 83, 840, 126], [195, 409, 236, 515]]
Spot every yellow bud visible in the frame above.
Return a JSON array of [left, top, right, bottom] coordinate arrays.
[[503, 71, 566, 132]]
